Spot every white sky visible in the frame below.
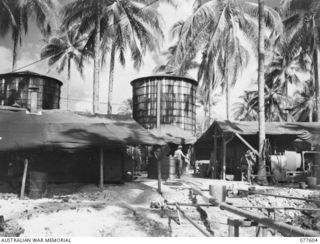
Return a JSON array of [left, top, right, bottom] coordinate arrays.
[[0, 0, 281, 120]]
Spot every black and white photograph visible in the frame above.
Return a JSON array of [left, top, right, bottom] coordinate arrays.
[[0, 0, 319, 240]]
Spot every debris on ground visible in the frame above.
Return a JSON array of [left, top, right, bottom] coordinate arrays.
[[0, 177, 319, 237]]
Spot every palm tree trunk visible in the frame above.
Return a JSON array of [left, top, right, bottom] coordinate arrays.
[[257, 0, 267, 184], [208, 84, 212, 123], [67, 58, 71, 110], [107, 41, 116, 115], [309, 105, 313, 122], [225, 36, 230, 120], [314, 48, 320, 121], [93, 7, 101, 113]]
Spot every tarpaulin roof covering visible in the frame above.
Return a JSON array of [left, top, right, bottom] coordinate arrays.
[[0, 110, 165, 151], [196, 120, 320, 146], [149, 124, 196, 145]]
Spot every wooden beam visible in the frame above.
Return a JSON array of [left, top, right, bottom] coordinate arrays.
[[100, 147, 104, 190], [212, 132, 217, 179], [222, 137, 226, 180], [234, 133, 260, 158], [20, 158, 28, 199]]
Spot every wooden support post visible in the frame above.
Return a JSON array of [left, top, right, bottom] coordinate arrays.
[[20, 158, 28, 199], [228, 219, 241, 237], [156, 79, 161, 194], [212, 135, 217, 179], [228, 218, 258, 237], [156, 80, 161, 128], [100, 147, 104, 190], [222, 136, 226, 180], [256, 225, 268, 237], [157, 156, 162, 194]]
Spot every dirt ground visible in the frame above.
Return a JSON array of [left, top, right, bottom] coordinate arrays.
[[1, 176, 320, 237]]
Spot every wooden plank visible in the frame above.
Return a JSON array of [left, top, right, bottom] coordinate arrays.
[[234, 133, 260, 158]]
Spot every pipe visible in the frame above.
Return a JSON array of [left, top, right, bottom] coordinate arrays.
[[167, 202, 214, 207], [248, 191, 320, 205], [188, 185, 319, 237], [219, 203, 319, 237], [175, 204, 213, 237], [235, 206, 320, 211]]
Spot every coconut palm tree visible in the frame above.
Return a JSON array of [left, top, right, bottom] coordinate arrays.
[[280, 0, 320, 121], [154, 44, 199, 76], [62, 0, 114, 113], [292, 79, 316, 122], [257, 0, 267, 183], [167, 0, 281, 120], [40, 25, 92, 110], [101, 0, 164, 114], [0, 0, 16, 27], [233, 91, 258, 121], [0, 0, 59, 70], [240, 79, 287, 122]]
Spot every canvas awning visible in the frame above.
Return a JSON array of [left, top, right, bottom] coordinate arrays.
[[0, 110, 165, 151], [149, 124, 196, 145], [196, 120, 320, 147]]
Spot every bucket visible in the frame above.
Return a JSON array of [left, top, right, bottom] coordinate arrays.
[[307, 177, 317, 188], [28, 171, 47, 199]]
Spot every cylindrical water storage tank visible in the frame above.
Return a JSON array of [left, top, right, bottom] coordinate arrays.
[[0, 71, 62, 110], [131, 75, 198, 134]]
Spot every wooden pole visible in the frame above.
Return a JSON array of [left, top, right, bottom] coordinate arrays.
[[100, 147, 104, 190], [157, 153, 162, 194], [212, 133, 217, 179], [156, 80, 162, 194], [222, 136, 226, 180], [156, 80, 161, 128], [20, 158, 28, 199]]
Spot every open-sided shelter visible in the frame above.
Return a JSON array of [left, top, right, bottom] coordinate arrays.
[[0, 110, 165, 186], [194, 120, 320, 181]]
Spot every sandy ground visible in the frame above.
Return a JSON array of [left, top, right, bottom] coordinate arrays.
[[1, 176, 320, 237]]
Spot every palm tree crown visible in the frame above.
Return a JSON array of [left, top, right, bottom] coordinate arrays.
[[0, 0, 59, 70], [101, 0, 164, 114]]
